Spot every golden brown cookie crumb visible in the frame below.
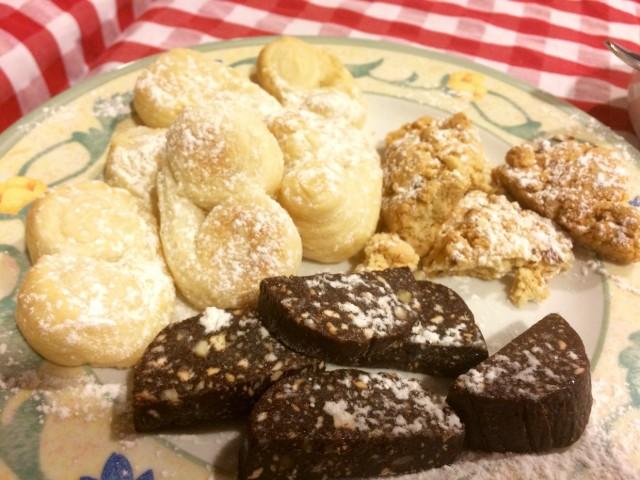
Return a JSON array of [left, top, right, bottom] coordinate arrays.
[[494, 137, 640, 264], [355, 233, 420, 272], [381, 113, 490, 256]]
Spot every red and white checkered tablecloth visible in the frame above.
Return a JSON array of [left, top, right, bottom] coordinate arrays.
[[0, 0, 638, 137]]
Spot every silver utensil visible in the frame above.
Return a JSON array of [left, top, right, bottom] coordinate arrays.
[[605, 39, 640, 71]]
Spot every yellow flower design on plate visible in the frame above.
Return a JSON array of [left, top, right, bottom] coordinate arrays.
[[0, 176, 47, 214], [447, 71, 487, 101]]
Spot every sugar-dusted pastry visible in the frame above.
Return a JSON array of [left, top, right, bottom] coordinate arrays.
[[494, 137, 640, 264], [133, 48, 281, 128], [448, 314, 591, 452], [240, 369, 464, 479], [269, 110, 382, 262], [165, 103, 284, 210], [382, 113, 490, 256], [16, 254, 175, 367], [157, 166, 302, 310], [256, 36, 359, 103], [292, 89, 366, 128], [423, 191, 574, 306], [104, 125, 166, 209], [26, 180, 161, 263], [133, 308, 323, 432], [355, 233, 420, 272]]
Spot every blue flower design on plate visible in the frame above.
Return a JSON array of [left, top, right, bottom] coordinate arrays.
[[80, 452, 153, 480], [629, 196, 640, 207]]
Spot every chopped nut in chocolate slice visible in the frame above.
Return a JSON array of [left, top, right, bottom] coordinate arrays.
[[258, 268, 422, 364], [132, 308, 322, 432], [447, 313, 592, 452], [240, 369, 464, 479], [366, 280, 488, 376]]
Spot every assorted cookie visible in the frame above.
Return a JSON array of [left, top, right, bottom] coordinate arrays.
[[240, 369, 465, 480], [447, 313, 592, 452], [133, 308, 322, 432], [164, 101, 284, 210], [133, 47, 281, 128], [104, 125, 166, 210], [13, 36, 610, 478], [268, 108, 382, 263]]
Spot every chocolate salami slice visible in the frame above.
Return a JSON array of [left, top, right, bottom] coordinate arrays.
[[239, 369, 464, 479], [258, 268, 422, 364], [132, 308, 323, 432], [447, 313, 592, 452], [367, 280, 488, 376]]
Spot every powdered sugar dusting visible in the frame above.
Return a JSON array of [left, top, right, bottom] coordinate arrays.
[[199, 307, 232, 334]]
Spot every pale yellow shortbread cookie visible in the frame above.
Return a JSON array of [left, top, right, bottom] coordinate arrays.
[[156, 166, 302, 309], [16, 254, 175, 367], [26, 180, 161, 263]]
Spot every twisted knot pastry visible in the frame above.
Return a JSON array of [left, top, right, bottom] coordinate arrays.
[[17, 254, 175, 367], [134, 48, 281, 128], [269, 109, 382, 262], [26, 180, 161, 263], [18, 180, 175, 367], [104, 125, 166, 210], [156, 166, 302, 309], [164, 103, 284, 210], [257, 36, 366, 128]]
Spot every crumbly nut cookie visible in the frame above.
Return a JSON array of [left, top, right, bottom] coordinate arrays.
[[493, 137, 640, 264], [381, 113, 490, 256], [355, 233, 420, 272], [423, 191, 574, 306]]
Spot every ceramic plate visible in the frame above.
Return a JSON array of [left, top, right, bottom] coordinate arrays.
[[1, 37, 639, 480]]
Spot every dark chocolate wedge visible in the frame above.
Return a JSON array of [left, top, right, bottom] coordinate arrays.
[[240, 369, 464, 480], [367, 280, 488, 376], [132, 308, 323, 432], [258, 267, 422, 364], [447, 313, 592, 452]]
